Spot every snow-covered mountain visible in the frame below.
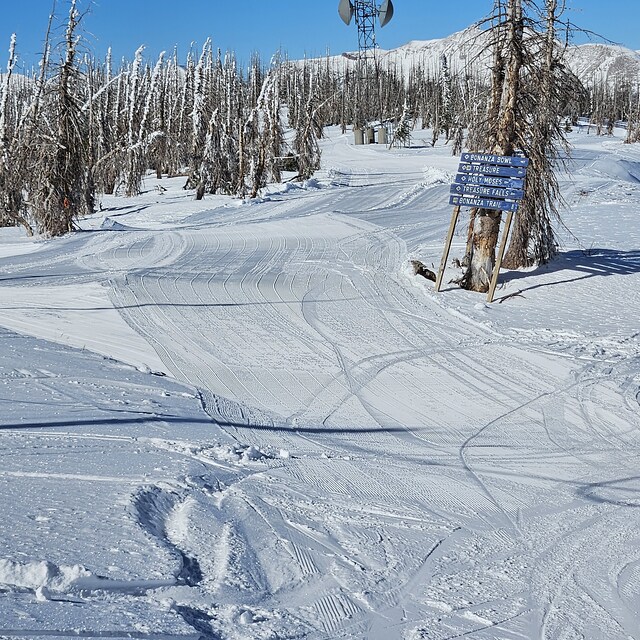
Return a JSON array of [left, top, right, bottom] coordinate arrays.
[[565, 42, 640, 83], [374, 26, 491, 74], [331, 26, 490, 76], [336, 27, 640, 84]]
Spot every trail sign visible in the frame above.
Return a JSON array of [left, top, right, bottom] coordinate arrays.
[[436, 151, 530, 303], [460, 152, 529, 167], [454, 173, 524, 189], [453, 152, 528, 206], [450, 184, 524, 200], [449, 195, 520, 212], [458, 163, 527, 178]]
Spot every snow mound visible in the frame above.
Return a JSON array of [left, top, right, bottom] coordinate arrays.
[[144, 437, 288, 466], [422, 165, 452, 186], [0, 558, 92, 592], [100, 217, 132, 231], [263, 178, 326, 199], [200, 443, 278, 464], [588, 158, 640, 183]]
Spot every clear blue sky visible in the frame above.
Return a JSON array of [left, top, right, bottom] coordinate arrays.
[[1, 0, 638, 71]]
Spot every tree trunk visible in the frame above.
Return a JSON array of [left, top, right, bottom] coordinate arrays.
[[465, 210, 502, 291], [461, 0, 522, 292], [503, 0, 559, 269]]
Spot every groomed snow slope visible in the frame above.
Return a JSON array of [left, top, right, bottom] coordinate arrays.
[[0, 123, 639, 639]]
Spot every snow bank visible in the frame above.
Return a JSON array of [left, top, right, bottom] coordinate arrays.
[[143, 437, 290, 465], [100, 217, 133, 231], [199, 443, 288, 464], [587, 158, 640, 183], [422, 165, 452, 186], [0, 558, 92, 592]]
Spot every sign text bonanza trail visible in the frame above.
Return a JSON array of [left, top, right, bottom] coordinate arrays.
[[449, 195, 520, 213], [436, 152, 529, 302]]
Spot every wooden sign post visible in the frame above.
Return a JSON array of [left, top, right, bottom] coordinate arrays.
[[434, 205, 460, 292], [435, 152, 529, 302]]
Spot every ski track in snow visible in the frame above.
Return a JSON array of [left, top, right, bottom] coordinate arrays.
[[1, 128, 640, 638]]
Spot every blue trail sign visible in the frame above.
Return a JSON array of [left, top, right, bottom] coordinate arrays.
[[454, 173, 524, 189], [458, 163, 527, 178], [437, 152, 530, 302], [449, 195, 520, 212], [450, 184, 524, 200], [460, 152, 529, 167]]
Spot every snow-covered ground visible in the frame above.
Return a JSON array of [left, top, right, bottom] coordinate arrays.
[[1, 123, 640, 639]]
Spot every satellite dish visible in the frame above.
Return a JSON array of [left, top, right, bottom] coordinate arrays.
[[338, 0, 354, 25], [378, 0, 394, 27]]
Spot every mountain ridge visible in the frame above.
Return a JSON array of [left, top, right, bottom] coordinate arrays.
[[336, 27, 640, 83]]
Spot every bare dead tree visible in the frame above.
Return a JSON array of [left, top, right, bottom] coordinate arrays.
[[247, 70, 284, 198], [503, 0, 576, 268], [0, 6, 56, 236], [293, 71, 322, 181], [0, 34, 23, 230], [30, 0, 92, 236], [460, 0, 577, 288], [460, 0, 522, 292], [625, 82, 640, 143]]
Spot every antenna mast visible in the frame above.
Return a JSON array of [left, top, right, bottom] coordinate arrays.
[[338, 0, 395, 129], [354, 1, 378, 57], [339, 0, 394, 59]]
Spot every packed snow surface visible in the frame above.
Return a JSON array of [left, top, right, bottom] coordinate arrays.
[[1, 123, 640, 639]]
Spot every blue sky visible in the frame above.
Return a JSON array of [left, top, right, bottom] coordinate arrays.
[[0, 0, 638, 71]]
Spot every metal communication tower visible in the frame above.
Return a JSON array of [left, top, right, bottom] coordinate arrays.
[[339, 0, 394, 59], [354, 1, 378, 57], [338, 0, 394, 129]]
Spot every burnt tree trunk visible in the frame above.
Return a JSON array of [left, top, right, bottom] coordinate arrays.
[[503, 0, 561, 268], [462, 0, 522, 292]]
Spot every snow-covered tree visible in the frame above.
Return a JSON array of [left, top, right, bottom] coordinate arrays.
[[28, 1, 93, 236]]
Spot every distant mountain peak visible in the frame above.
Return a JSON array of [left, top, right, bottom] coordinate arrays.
[[338, 27, 640, 83], [565, 42, 640, 82]]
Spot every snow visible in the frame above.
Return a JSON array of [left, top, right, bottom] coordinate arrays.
[[330, 25, 640, 92], [0, 281, 167, 373], [0, 559, 91, 592], [1, 123, 640, 639], [566, 42, 640, 82], [331, 27, 640, 85]]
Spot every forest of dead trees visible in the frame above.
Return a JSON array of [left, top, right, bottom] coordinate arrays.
[[0, 0, 639, 242]]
